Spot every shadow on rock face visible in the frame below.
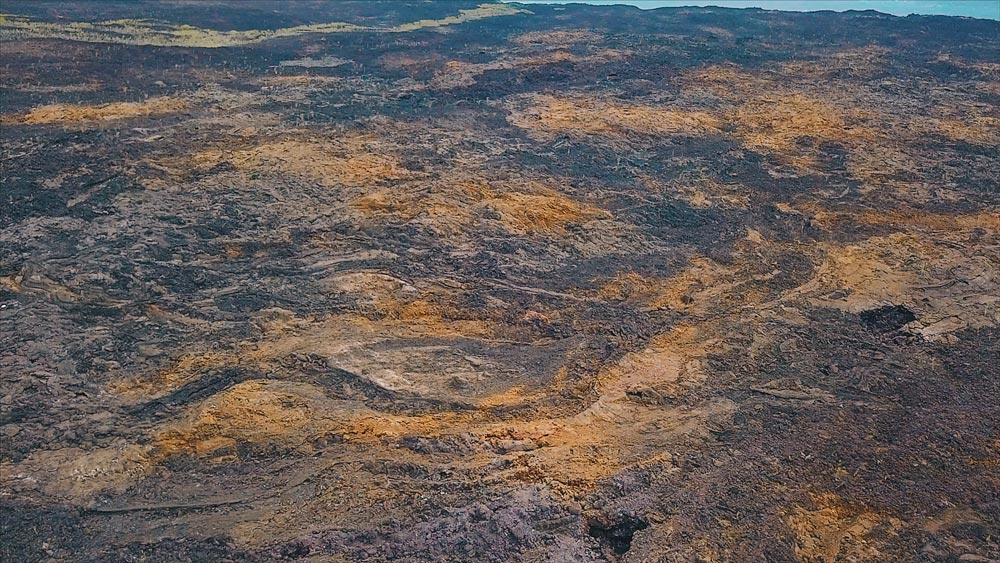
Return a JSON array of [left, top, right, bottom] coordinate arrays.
[[860, 304, 916, 333]]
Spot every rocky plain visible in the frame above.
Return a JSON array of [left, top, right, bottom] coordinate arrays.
[[1, 1, 998, 561]]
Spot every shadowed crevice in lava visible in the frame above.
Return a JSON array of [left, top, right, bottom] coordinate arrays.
[[588, 513, 650, 556]]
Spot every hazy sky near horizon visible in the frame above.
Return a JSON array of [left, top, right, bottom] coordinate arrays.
[[511, 1, 1000, 20]]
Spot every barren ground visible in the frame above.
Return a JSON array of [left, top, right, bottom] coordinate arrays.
[[1, 2, 998, 562]]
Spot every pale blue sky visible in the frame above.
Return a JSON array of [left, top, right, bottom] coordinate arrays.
[[511, 1, 1000, 20]]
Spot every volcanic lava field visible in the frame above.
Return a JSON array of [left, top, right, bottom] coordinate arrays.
[[1, 1, 998, 561]]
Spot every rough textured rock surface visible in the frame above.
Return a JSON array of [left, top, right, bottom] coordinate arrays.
[[1, 2, 998, 562]]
